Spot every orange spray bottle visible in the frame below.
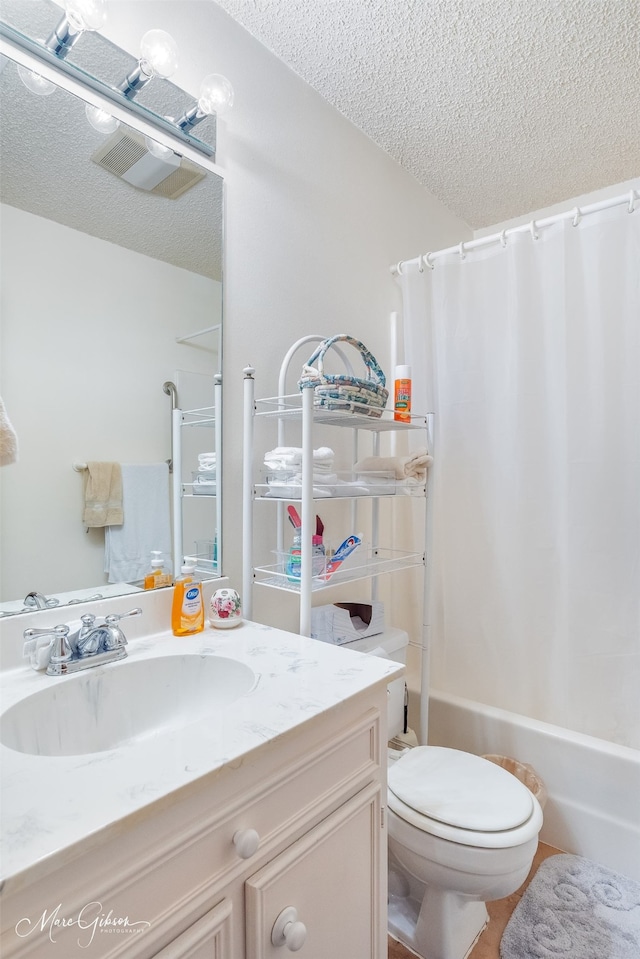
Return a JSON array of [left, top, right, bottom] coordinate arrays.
[[394, 365, 412, 422]]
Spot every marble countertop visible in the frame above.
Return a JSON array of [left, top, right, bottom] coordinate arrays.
[[0, 620, 402, 884]]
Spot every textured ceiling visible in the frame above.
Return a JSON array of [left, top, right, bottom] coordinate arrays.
[[214, 0, 640, 228]]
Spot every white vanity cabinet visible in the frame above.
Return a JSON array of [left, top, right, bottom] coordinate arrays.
[[154, 900, 233, 958], [0, 683, 389, 959]]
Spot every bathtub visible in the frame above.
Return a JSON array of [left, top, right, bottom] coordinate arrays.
[[426, 689, 640, 882]]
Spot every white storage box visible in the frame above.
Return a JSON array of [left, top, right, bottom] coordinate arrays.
[[310, 601, 384, 645], [336, 627, 409, 740]]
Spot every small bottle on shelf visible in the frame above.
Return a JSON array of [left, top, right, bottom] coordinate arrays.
[[394, 365, 412, 422], [286, 532, 302, 582]]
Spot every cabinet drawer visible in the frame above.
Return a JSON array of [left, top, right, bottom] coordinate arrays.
[[196, 707, 382, 886]]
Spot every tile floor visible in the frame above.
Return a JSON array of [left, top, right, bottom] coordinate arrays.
[[388, 841, 562, 959]]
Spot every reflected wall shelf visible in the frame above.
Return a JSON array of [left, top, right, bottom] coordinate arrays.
[[168, 376, 222, 579]]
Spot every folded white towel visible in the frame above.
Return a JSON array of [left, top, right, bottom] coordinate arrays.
[[0, 395, 18, 467], [104, 464, 171, 583], [353, 448, 433, 482], [264, 446, 335, 470], [198, 452, 216, 470]]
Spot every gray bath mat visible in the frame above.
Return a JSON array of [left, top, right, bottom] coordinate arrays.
[[500, 854, 640, 959]]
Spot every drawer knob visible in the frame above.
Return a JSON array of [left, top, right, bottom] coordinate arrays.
[[233, 828, 260, 859], [271, 906, 307, 951]]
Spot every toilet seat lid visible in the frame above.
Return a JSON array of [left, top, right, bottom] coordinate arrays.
[[388, 746, 534, 832]]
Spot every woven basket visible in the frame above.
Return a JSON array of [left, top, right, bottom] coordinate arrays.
[[298, 334, 389, 418]]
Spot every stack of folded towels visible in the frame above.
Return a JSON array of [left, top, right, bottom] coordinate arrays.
[[353, 448, 433, 483], [264, 446, 338, 496], [198, 452, 217, 473], [264, 446, 336, 482]]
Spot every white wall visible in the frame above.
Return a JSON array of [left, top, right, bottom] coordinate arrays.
[[0, 204, 220, 600], [102, 1, 470, 635]]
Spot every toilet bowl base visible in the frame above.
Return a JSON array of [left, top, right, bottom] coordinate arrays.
[[389, 885, 488, 959]]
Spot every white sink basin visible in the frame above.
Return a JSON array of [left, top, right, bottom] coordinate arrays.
[[1, 654, 256, 757]]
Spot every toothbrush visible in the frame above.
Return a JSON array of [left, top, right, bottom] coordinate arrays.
[[287, 505, 301, 528], [322, 535, 361, 580]]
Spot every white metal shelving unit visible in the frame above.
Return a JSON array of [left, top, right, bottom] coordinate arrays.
[[168, 373, 223, 579], [242, 366, 431, 638]]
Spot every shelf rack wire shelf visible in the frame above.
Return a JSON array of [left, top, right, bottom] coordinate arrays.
[[243, 366, 432, 637], [168, 375, 223, 578]]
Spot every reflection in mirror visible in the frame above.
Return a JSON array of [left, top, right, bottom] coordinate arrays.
[[0, 34, 224, 615]]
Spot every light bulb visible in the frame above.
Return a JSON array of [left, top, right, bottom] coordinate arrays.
[[198, 74, 234, 116], [17, 65, 56, 96], [175, 73, 234, 131], [118, 28, 179, 98], [139, 29, 179, 80], [85, 103, 120, 134], [64, 0, 107, 33], [144, 135, 177, 161]]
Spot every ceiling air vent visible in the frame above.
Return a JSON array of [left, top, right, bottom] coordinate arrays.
[[91, 129, 205, 200]]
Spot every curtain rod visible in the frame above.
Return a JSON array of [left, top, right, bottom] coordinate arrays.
[[391, 188, 639, 276]]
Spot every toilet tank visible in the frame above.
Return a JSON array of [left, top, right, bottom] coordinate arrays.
[[340, 627, 409, 739]]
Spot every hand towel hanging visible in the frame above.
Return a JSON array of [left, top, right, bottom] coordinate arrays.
[[82, 462, 124, 527], [104, 463, 171, 583]]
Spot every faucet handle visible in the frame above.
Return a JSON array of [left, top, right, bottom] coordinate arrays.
[[23, 624, 69, 670], [101, 607, 142, 650], [104, 607, 143, 625], [23, 624, 73, 665]]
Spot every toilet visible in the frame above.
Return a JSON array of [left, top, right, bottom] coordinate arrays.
[[343, 628, 543, 959]]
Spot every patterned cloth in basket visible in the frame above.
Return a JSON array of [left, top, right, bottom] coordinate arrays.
[[298, 334, 389, 418]]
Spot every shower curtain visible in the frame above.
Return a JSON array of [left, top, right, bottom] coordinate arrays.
[[400, 204, 640, 749]]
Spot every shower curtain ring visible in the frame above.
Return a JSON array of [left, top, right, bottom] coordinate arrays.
[[417, 254, 424, 273], [424, 253, 435, 269], [629, 190, 638, 213], [395, 260, 404, 276], [530, 220, 539, 240], [499, 230, 508, 248], [459, 242, 466, 260], [572, 207, 582, 227]]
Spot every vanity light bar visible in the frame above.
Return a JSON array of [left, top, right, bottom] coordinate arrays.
[[0, 20, 216, 159]]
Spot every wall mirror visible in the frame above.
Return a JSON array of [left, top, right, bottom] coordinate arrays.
[[0, 2, 225, 616]]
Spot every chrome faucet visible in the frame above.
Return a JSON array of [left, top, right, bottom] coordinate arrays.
[[24, 591, 60, 610], [23, 608, 142, 676]]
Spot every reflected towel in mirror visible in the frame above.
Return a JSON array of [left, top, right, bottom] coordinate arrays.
[[104, 464, 171, 583], [0, 395, 19, 467], [82, 462, 124, 527]]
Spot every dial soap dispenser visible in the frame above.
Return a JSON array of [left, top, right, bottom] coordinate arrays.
[[171, 559, 204, 636]]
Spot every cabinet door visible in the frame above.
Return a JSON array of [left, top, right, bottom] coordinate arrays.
[[246, 783, 383, 959], [153, 899, 233, 959]]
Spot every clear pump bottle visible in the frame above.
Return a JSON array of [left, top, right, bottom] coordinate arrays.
[[144, 551, 172, 590]]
